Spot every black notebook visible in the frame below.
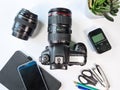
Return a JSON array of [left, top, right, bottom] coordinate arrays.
[[0, 51, 61, 90]]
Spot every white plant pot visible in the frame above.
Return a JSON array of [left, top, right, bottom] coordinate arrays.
[[84, 0, 103, 19]]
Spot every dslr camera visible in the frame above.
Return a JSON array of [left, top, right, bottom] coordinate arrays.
[[12, 8, 87, 70], [39, 8, 87, 70]]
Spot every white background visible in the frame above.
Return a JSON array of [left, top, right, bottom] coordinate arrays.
[[0, 0, 120, 90]]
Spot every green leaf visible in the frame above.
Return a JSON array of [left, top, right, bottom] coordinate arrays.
[[95, 0, 106, 5], [110, 11, 117, 16], [103, 13, 114, 22], [112, 4, 120, 9], [112, 0, 119, 3]]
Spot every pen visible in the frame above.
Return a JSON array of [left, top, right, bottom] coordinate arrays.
[[74, 81, 99, 90], [76, 85, 89, 90]]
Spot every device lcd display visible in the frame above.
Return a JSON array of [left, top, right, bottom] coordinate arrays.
[[92, 33, 105, 43], [18, 61, 48, 90]]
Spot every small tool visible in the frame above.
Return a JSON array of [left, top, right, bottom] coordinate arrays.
[[78, 69, 98, 86], [95, 64, 110, 89], [91, 68, 105, 87], [77, 64, 110, 90]]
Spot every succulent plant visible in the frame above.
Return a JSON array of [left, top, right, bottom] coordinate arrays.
[[88, 0, 120, 22]]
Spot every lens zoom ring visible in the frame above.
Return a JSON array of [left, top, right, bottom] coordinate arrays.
[[49, 15, 71, 25], [48, 33, 71, 43]]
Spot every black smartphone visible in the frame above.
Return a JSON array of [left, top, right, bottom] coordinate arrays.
[[88, 28, 111, 54], [17, 60, 48, 90]]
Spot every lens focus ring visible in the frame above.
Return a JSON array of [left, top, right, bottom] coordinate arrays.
[[48, 8, 72, 26], [49, 15, 71, 25]]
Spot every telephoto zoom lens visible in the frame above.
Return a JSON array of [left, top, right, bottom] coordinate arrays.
[[48, 8, 72, 44], [12, 8, 38, 40]]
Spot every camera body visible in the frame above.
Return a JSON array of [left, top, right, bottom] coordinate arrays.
[[40, 42, 87, 70], [39, 8, 87, 70]]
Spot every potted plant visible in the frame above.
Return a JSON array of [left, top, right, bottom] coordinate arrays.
[[87, 0, 120, 22]]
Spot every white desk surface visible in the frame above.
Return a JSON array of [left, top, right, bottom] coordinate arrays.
[[0, 0, 120, 90]]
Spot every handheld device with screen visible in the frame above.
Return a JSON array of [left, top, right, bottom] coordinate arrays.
[[17, 61, 48, 90], [88, 28, 111, 53]]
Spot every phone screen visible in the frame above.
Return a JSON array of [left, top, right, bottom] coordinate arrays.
[[18, 61, 48, 90], [91, 33, 105, 43]]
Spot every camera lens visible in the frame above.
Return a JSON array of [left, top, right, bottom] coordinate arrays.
[[48, 8, 72, 44], [12, 8, 38, 40]]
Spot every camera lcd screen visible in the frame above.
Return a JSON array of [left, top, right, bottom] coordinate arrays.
[[92, 33, 105, 43], [18, 61, 48, 90]]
